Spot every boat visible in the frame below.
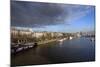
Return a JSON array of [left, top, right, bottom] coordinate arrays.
[[63, 38, 67, 40], [58, 38, 67, 42], [58, 39, 64, 42], [69, 36, 73, 40]]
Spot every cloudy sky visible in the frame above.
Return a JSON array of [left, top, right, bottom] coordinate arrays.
[[11, 1, 95, 33]]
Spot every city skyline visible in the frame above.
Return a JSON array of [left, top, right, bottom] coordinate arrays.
[[11, 1, 95, 33]]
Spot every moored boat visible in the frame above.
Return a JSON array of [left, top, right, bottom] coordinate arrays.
[[58, 38, 67, 42], [69, 36, 73, 40]]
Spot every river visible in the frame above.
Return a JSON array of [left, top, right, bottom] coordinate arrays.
[[11, 37, 95, 66]]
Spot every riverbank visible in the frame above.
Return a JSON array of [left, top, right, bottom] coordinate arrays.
[[37, 37, 74, 45], [37, 39, 58, 45]]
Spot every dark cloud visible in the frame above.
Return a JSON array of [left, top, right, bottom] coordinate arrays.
[[11, 1, 68, 27], [11, 1, 93, 28]]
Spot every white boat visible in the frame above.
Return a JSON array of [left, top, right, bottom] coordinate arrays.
[[69, 36, 73, 40], [58, 39, 64, 42], [58, 38, 67, 42], [63, 38, 67, 40]]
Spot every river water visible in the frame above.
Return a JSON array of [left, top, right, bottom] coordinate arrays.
[[11, 37, 95, 66]]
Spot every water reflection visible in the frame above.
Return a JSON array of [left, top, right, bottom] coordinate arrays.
[[59, 41, 63, 46]]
